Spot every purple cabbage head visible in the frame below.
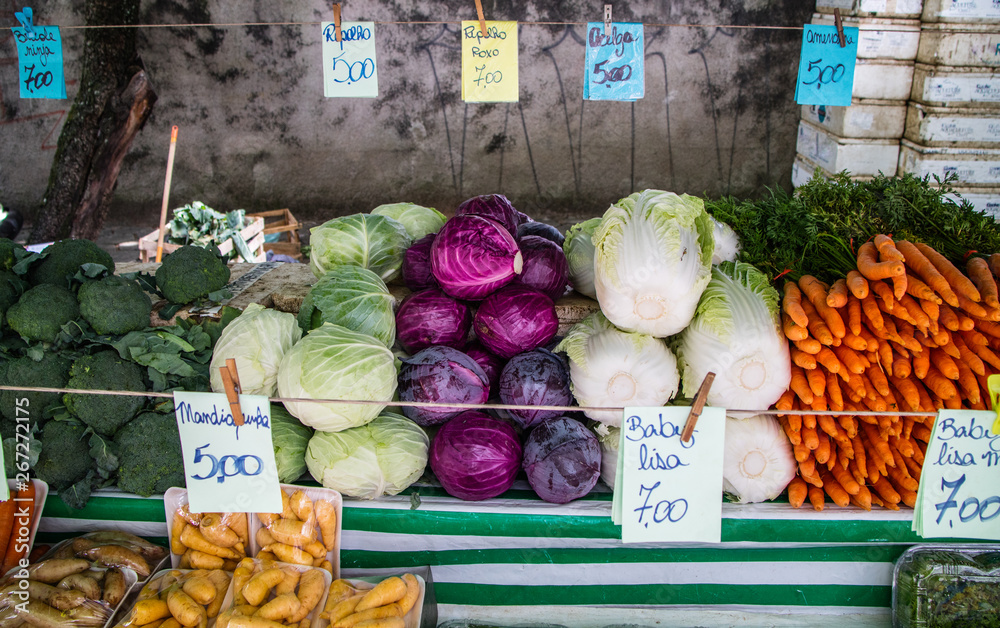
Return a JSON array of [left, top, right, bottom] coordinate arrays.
[[512, 235, 569, 301], [523, 416, 601, 503], [498, 348, 572, 429], [464, 341, 505, 394], [395, 288, 472, 354], [398, 346, 489, 426], [455, 194, 525, 235], [402, 234, 437, 291], [431, 215, 522, 300], [473, 285, 558, 359], [517, 221, 565, 246], [429, 410, 523, 500]]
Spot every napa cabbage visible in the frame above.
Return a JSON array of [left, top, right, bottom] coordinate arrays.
[[675, 261, 791, 414], [593, 190, 714, 337]]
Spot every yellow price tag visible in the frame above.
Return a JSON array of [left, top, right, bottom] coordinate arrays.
[[986, 374, 1000, 435]]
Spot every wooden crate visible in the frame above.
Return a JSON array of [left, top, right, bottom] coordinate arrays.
[[139, 216, 266, 263], [249, 208, 303, 260]]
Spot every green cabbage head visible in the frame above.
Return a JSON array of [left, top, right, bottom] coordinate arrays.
[[306, 411, 429, 499], [277, 323, 397, 432], [309, 213, 412, 281], [370, 202, 446, 240], [210, 303, 302, 396], [270, 403, 314, 483], [297, 266, 395, 348]]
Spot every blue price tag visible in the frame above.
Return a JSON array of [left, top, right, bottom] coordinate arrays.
[[584, 22, 644, 101], [11, 25, 67, 100], [794, 24, 858, 107]]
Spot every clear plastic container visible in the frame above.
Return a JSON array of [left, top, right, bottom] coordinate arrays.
[[892, 543, 1000, 627]]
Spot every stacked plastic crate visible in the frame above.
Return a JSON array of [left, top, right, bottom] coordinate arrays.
[[793, 0, 924, 187], [899, 0, 1000, 216]]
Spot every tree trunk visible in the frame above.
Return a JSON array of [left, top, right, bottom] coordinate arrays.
[[29, 0, 155, 244]]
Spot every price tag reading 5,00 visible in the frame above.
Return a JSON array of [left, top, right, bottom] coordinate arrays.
[[173, 391, 282, 514]]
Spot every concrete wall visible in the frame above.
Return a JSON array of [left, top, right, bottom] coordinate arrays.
[[0, 0, 813, 227]]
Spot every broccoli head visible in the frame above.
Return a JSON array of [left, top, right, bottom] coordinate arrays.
[[0, 238, 25, 271], [30, 238, 115, 287], [33, 419, 92, 491], [6, 283, 80, 343], [155, 245, 230, 304], [0, 352, 72, 424], [114, 411, 185, 496], [64, 350, 146, 436], [0, 270, 26, 324], [79, 275, 152, 335]]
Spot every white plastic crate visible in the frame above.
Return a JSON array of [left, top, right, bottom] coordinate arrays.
[[792, 154, 875, 188], [911, 63, 1000, 107], [796, 120, 901, 176], [917, 23, 1000, 68], [801, 99, 907, 139], [811, 14, 921, 60], [855, 59, 916, 100], [945, 187, 1000, 217], [922, 0, 1000, 22], [905, 102, 1000, 146], [898, 138, 1000, 185], [815, 0, 924, 19]]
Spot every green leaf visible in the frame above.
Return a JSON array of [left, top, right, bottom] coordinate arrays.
[[25, 344, 44, 361], [60, 474, 94, 510], [206, 288, 233, 302], [120, 271, 160, 297], [409, 493, 422, 510], [88, 432, 119, 474], [159, 303, 184, 320], [154, 330, 196, 353]]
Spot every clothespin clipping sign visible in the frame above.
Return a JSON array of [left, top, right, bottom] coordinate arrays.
[[173, 360, 281, 513], [14, 7, 36, 40], [682, 372, 716, 442], [332, 3, 342, 43], [474, 0, 487, 39], [604, 5, 612, 36], [987, 374, 1000, 435], [833, 9, 846, 48]]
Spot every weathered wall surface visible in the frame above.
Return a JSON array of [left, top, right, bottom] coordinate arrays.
[[0, 0, 812, 227]]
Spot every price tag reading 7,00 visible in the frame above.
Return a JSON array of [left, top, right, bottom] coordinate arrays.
[[935, 474, 1000, 527], [190, 444, 264, 484], [173, 391, 282, 513]]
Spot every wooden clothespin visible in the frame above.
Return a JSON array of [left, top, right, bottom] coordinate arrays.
[[681, 372, 716, 443], [220, 358, 245, 426], [604, 4, 612, 37], [474, 0, 487, 37], [833, 9, 846, 48], [332, 3, 342, 43], [155, 125, 179, 263]]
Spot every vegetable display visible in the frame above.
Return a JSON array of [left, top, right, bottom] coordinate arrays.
[[721, 414, 797, 503], [429, 411, 523, 501], [308, 213, 412, 281]]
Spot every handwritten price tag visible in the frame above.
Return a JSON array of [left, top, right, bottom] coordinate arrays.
[[173, 391, 282, 514], [584, 23, 644, 101], [618, 406, 726, 543], [461, 20, 518, 103], [794, 24, 858, 107], [321, 21, 378, 98], [914, 410, 1000, 540], [11, 25, 67, 99]]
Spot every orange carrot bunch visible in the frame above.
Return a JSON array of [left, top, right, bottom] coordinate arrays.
[[778, 235, 1000, 511]]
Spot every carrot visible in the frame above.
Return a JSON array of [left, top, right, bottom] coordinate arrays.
[[826, 278, 849, 308], [862, 423, 895, 469], [964, 333, 1000, 370], [789, 365, 814, 405], [802, 425, 820, 451], [842, 332, 868, 352], [889, 375, 921, 412], [2, 482, 35, 573], [776, 389, 795, 413], [896, 240, 960, 307], [914, 241, 981, 303], [990, 252, 1000, 280], [871, 280, 897, 314], [973, 317, 1000, 339], [850, 485, 874, 511], [830, 462, 861, 496], [826, 371, 844, 411], [780, 417, 802, 446], [787, 477, 808, 509], [957, 293, 989, 319], [897, 294, 932, 329], [846, 296, 863, 338], [817, 414, 840, 440], [874, 234, 905, 262], [955, 359, 981, 405], [923, 366, 959, 400], [902, 452, 922, 481], [793, 337, 823, 355], [791, 348, 817, 370], [815, 347, 842, 374], [815, 431, 832, 465], [0, 497, 15, 568], [856, 295, 880, 335], [783, 281, 809, 328], [800, 275, 847, 339], [867, 365, 891, 397], [845, 270, 869, 299], [782, 312, 809, 341], [892, 353, 911, 379], [805, 366, 826, 397], [891, 274, 908, 301], [957, 310, 976, 331], [807, 485, 826, 511], [905, 275, 943, 304], [967, 257, 1000, 309], [857, 241, 905, 280], [833, 345, 868, 375], [872, 475, 902, 505], [819, 470, 851, 507], [799, 298, 835, 346], [938, 303, 961, 331], [929, 348, 960, 380]]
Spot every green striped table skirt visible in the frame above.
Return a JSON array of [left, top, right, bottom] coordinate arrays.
[[37, 486, 946, 627]]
